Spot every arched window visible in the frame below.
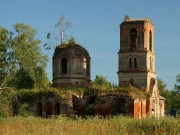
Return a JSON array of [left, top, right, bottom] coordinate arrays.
[[149, 30, 152, 51], [134, 57, 137, 68], [130, 29, 137, 49], [62, 57, 67, 74], [86, 59, 90, 75], [83, 58, 87, 70], [129, 58, 132, 68]]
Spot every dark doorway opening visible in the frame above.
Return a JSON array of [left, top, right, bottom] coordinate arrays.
[[55, 102, 60, 115], [45, 102, 53, 116], [119, 98, 126, 114]]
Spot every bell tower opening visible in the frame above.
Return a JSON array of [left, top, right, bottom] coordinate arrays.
[[130, 29, 137, 49], [149, 30, 152, 51]]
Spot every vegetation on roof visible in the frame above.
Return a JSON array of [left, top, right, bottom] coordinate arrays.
[[123, 15, 153, 24], [13, 84, 146, 103], [55, 38, 90, 57]]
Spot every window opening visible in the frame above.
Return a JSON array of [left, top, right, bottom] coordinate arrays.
[[149, 30, 152, 51], [130, 29, 137, 49], [62, 57, 67, 74]]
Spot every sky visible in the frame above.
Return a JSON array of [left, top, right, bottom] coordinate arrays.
[[1, 0, 180, 90]]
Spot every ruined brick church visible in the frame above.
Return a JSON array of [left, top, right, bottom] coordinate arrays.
[[14, 17, 165, 118], [51, 18, 165, 118]]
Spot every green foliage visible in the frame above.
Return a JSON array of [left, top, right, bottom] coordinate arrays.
[[0, 26, 14, 87], [0, 87, 14, 117], [174, 74, 180, 94], [158, 77, 180, 110], [93, 75, 112, 88], [0, 23, 49, 90], [85, 104, 95, 116], [12, 23, 48, 70], [59, 42, 90, 57], [171, 75, 180, 109], [124, 14, 130, 21], [10, 68, 34, 89], [18, 103, 32, 117], [158, 79, 173, 110], [68, 35, 75, 45]]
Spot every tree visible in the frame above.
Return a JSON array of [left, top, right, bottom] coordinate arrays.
[[11, 23, 49, 89], [33, 66, 49, 90], [10, 68, 34, 89], [158, 78, 168, 95], [0, 26, 14, 90], [12, 23, 48, 71], [44, 15, 71, 50], [158, 77, 180, 110], [0, 23, 49, 90], [157, 78, 171, 110], [171, 74, 180, 109], [174, 74, 180, 94], [93, 75, 111, 87]]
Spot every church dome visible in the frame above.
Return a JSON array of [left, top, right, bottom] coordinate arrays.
[[53, 42, 90, 58], [52, 42, 91, 87]]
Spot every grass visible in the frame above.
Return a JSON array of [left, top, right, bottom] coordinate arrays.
[[0, 116, 179, 135]]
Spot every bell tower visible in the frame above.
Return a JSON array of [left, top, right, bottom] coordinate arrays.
[[117, 18, 156, 92]]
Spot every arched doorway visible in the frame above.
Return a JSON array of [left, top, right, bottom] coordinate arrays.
[[45, 102, 53, 116], [119, 98, 126, 114]]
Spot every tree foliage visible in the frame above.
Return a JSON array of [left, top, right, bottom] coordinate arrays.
[[10, 68, 34, 89], [92, 75, 119, 91], [158, 77, 180, 111], [0, 27, 14, 87], [93, 75, 110, 86], [12, 23, 48, 70], [0, 23, 49, 90], [172, 74, 180, 109]]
